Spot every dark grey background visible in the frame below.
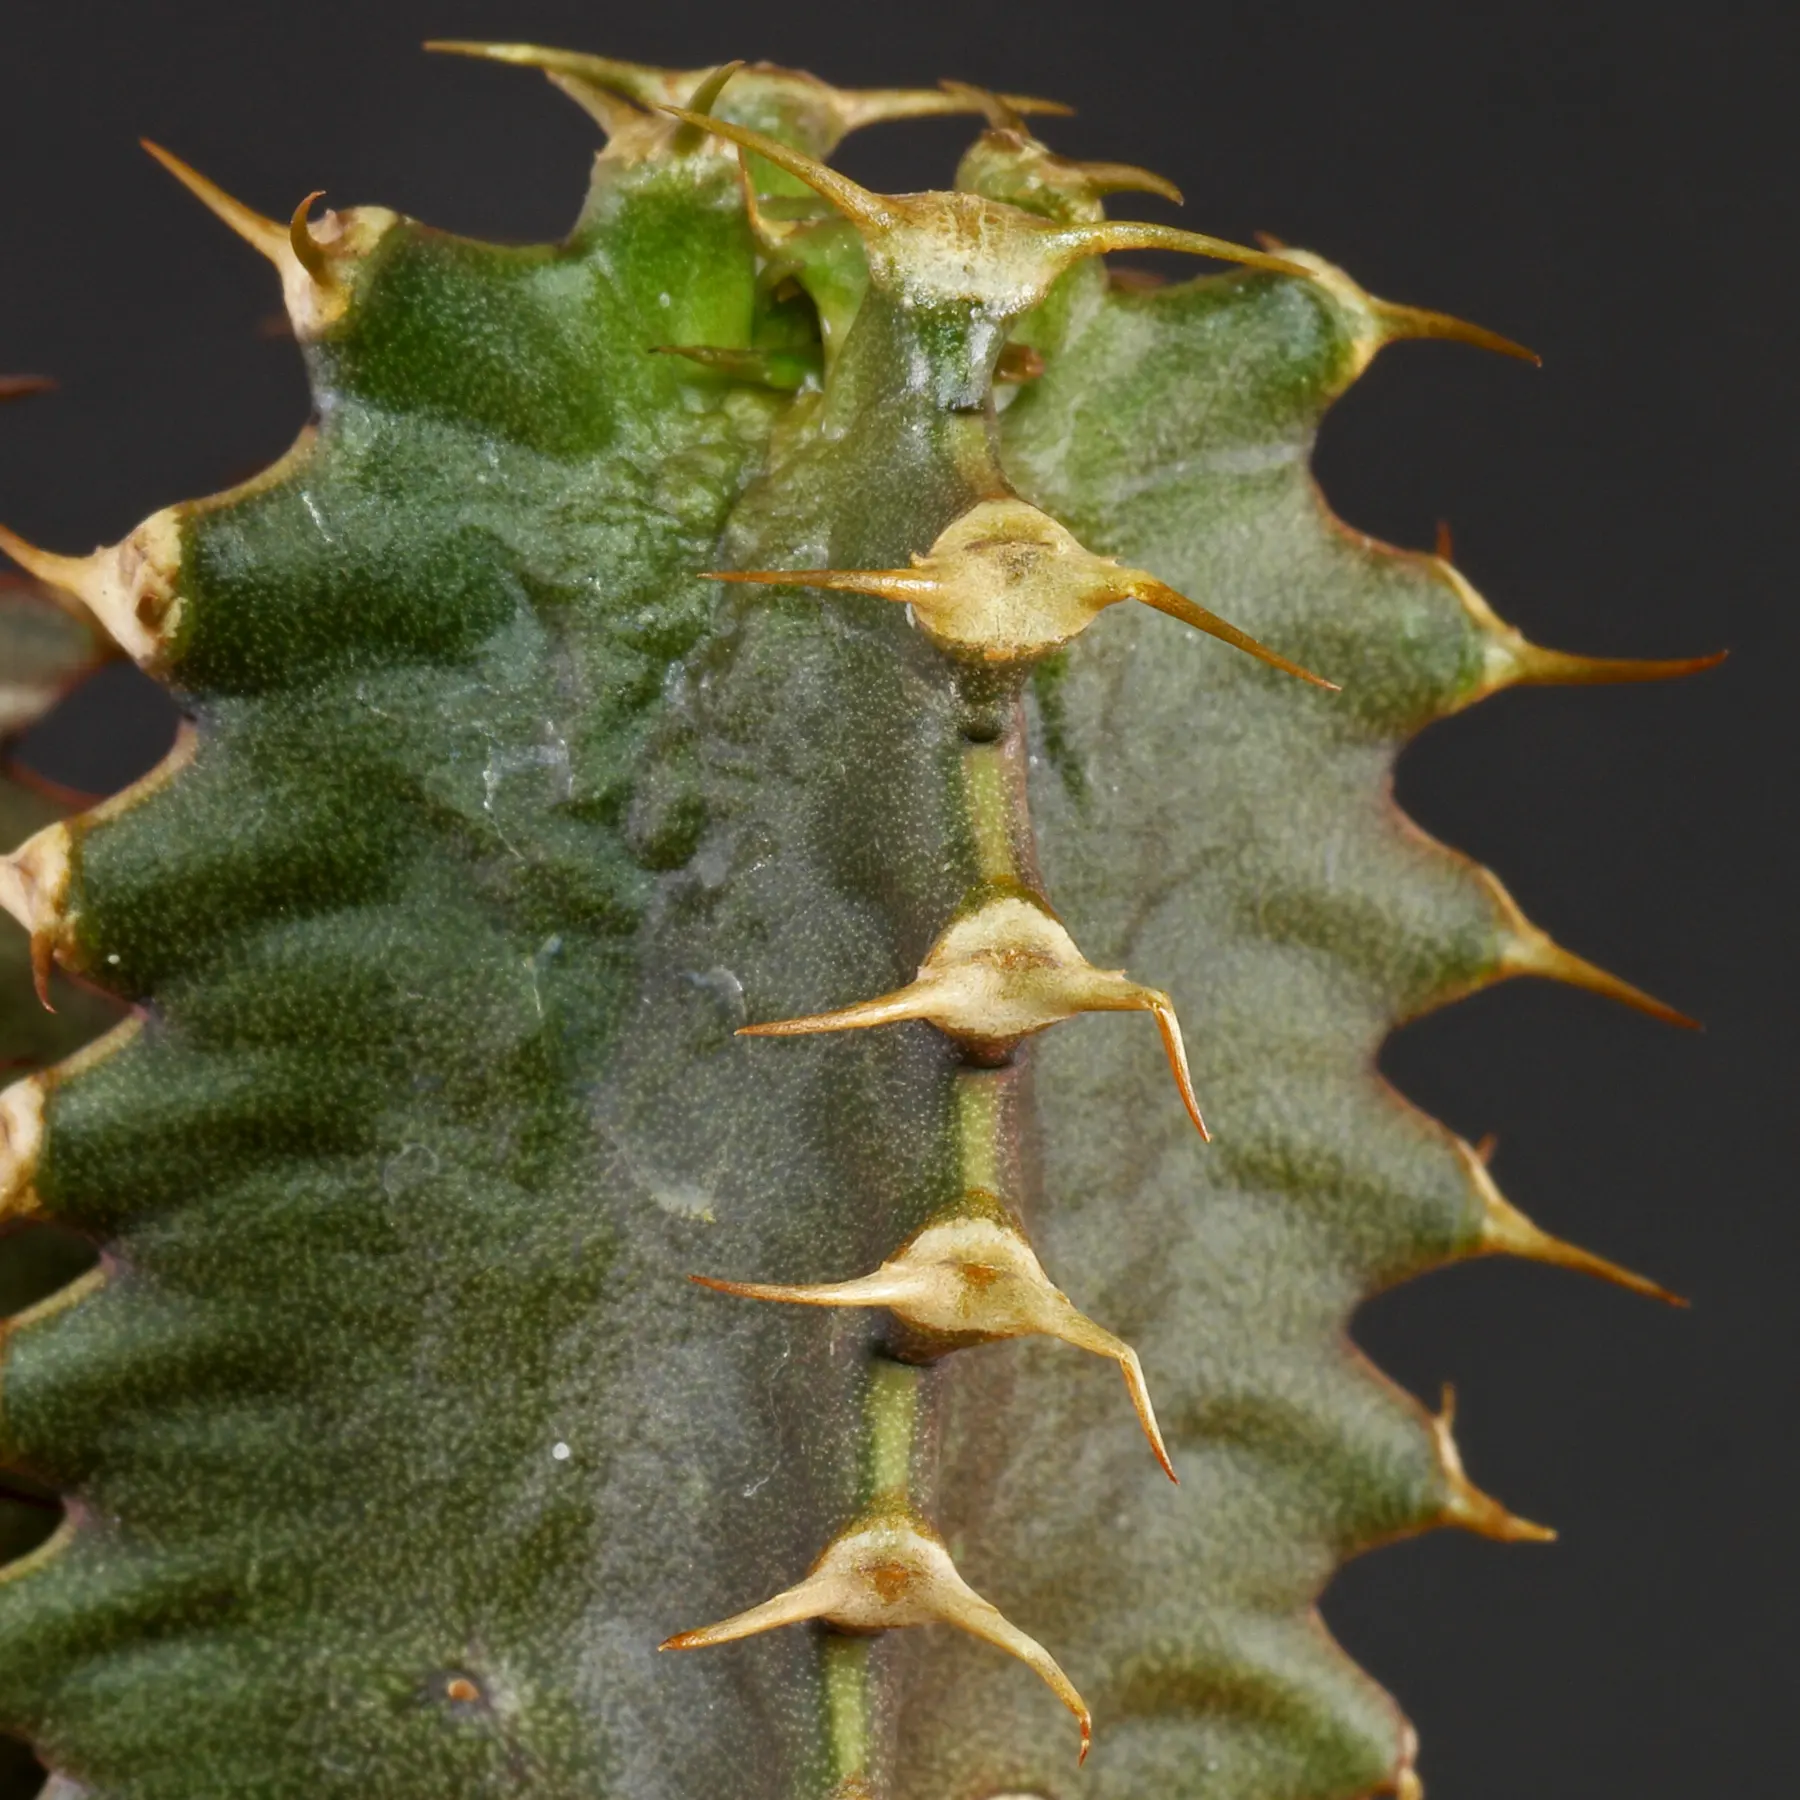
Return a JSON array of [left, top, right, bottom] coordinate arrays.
[[2, 2, 1790, 1794]]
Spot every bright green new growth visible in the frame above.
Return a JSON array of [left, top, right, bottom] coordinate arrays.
[[0, 48, 1707, 1800]]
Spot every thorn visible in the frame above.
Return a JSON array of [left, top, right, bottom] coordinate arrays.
[[1264, 249, 1535, 382], [670, 61, 745, 153], [708, 496, 1333, 682], [841, 85, 1074, 131], [1440, 562, 1727, 707], [1434, 519, 1455, 561], [140, 140, 391, 336], [651, 343, 821, 392], [0, 511, 182, 667], [684, 60, 744, 117], [1472, 1131, 1498, 1164], [0, 377, 55, 403], [1500, 921, 1700, 1031], [659, 109, 1305, 318], [937, 83, 1181, 204], [140, 140, 290, 266], [1131, 578, 1337, 690], [1048, 219, 1309, 280], [1459, 1137, 1687, 1306], [1253, 230, 1291, 251], [738, 888, 1210, 1141], [704, 565, 942, 606], [994, 342, 1045, 383], [937, 77, 1026, 133], [1504, 642, 1729, 689], [1372, 299, 1540, 366], [0, 1074, 46, 1222], [659, 108, 897, 229], [693, 1193, 1177, 1479], [1144, 991, 1209, 1141], [661, 1495, 1092, 1761], [0, 821, 72, 1012], [425, 43, 1069, 151], [1065, 159, 1184, 206], [1430, 1385, 1556, 1544], [543, 70, 654, 141], [287, 191, 331, 284]]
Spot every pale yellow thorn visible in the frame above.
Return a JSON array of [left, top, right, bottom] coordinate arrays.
[[1499, 918, 1699, 1032], [1275, 248, 1537, 382], [661, 1496, 1093, 1761], [1457, 1136, 1687, 1306], [1372, 299, 1539, 366], [425, 42, 1068, 152], [0, 820, 74, 1008], [693, 1198, 1177, 1479], [1443, 562, 1727, 708], [935, 76, 1029, 133], [937, 80, 1180, 204], [140, 141, 395, 338], [0, 1074, 46, 1223], [660, 108, 1306, 316], [738, 890, 1210, 1139], [1429, 1385, 1556, 1544], [835, 85, 1074, 133], [661, 106, 895, 227], [542, 70, 655, 142], [140, 139, 289, 263], [0, 512, 181, 669], [707, 496, 1334, 684], [1066, 158, 1185, 206]]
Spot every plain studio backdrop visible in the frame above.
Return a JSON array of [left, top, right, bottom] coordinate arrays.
[[1, 2, 1791, 1795]]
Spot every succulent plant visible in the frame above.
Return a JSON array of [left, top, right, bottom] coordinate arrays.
[[0, 44, 1714, 1800]]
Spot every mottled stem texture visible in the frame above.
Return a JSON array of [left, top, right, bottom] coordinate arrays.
[[0, 44, 1708, 1800]]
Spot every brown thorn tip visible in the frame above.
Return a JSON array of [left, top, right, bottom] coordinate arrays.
[[1376, 300, 1541, 366], [0, 376, 55, 402], [1434, 519, 1455, 561]]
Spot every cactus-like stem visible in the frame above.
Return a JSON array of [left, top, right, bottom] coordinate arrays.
[[0, 44, 1716, 1800]]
